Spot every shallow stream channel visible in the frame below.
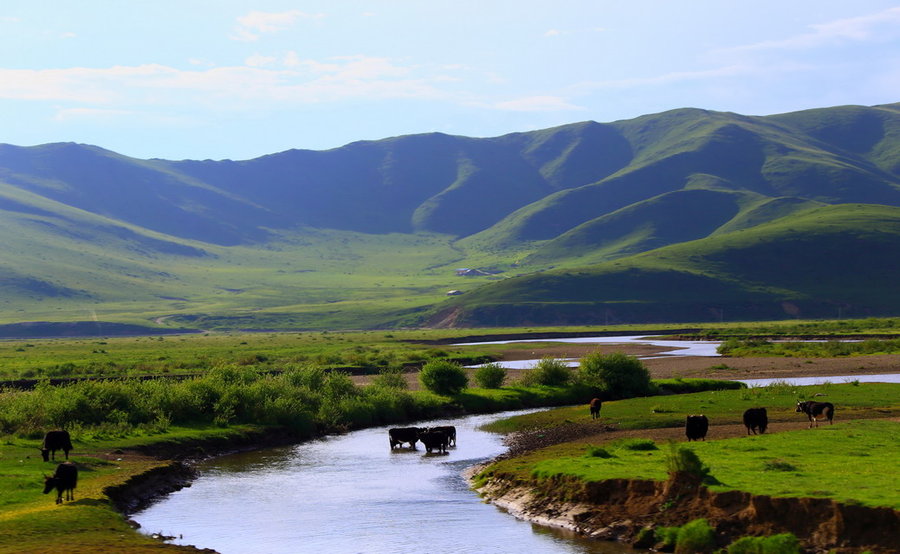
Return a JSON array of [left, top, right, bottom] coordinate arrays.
[[133, 409, 638, 554], [133, 335, 898, 552]]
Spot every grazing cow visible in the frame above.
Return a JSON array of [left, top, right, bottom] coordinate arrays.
[[429, 425, 457, 447], [589, 398, 602, 420], [388, 427, 421, 449], [43, 462, 77, 504], [41, 430, 73, 462], [418, 429, 449, 454], [685, 415, 709, 441], [796, 401, 835, 428], [742, 407, 768, 435]]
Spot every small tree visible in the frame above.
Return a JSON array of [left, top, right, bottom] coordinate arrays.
[[474, 362, 506, 389], [418, 360, 468, 395], [578, 351, 652, 398]]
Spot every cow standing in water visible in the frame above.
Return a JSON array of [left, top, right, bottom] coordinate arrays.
[[796, 401, 835, 428], [43, 462, 78, 504], [589, 398, 602, 420]]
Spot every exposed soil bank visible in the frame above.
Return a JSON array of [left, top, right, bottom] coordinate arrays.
[[474, 472, 900, 553], [103, 427, 307, 518]]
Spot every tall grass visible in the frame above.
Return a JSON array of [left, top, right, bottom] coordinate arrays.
[[0, 366, 438, 438]]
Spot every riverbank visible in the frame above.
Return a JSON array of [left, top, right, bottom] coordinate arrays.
[[469, 383, 900, 553], [5, 331, 898, 553], [473, 472, 900, 553]]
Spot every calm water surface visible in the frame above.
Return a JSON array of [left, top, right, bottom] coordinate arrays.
[[135, 336, 898, 553], [134, 410, 639, 554]]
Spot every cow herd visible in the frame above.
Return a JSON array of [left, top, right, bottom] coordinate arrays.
[[31, 399, 837, 505], [388, 425, 457, 454], [590, 399, 835, 442], [34, 430, 78, 505], [680, 400, 836, 441]]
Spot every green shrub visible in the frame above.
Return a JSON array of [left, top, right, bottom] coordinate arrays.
[[675, 518, 715, 553], [474, 363, 507, 389], [618, 438, 658, 451], [665, 443, 716, 484], [418, 360, 469, 395], [585, 445, 614, 458], [578, 351, 652, 398], [371, 368, 408, 389], [520, 357, 572, 386], [727, 533, 801, 554], [655, 526, 680, 550]]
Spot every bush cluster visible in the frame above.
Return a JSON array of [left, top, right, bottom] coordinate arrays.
[[577, 351, 652, 398], [418, 360, 469, 395], [0, 365, 436, 438], [473, 363, 507, 389], [518, 357, 573, 386]]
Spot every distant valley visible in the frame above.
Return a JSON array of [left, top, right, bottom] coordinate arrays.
[[1, 102, 899, 333]]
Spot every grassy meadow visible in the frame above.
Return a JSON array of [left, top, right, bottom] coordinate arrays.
[[480, 382, 900, 510]]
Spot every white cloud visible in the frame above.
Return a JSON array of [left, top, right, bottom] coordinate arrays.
[[246, 54, 278, 67], [728, 6, 900, 53], [492, 95, 584, 112], [231, 10, 324, 42], [544, 27, 605, 38], [0, 58, 463, 109], [53, 107, 135, 121]]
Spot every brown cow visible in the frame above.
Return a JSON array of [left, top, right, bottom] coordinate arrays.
[[589, 398, 602, 420]]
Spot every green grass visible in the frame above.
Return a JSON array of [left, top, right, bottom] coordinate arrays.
[[529, 419, 899, 509], [489, 382, 899, 432], [481, 383, 900, 510]]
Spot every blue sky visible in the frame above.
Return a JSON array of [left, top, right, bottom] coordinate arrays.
[[2, 1, 899, 161]]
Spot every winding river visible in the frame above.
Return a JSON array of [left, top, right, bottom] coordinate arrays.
[[134, 410, 637, 553], [133, 335, 898, 552]]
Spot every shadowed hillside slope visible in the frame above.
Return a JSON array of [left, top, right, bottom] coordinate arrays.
[[424, 204, 900, 327]]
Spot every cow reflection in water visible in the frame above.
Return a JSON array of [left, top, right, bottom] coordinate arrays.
[[388, 426, 455, 454]]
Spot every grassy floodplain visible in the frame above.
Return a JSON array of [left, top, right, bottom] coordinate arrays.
[[1, 321, 898, 551], [479, 382, 900, 510]]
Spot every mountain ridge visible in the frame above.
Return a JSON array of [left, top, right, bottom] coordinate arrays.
[[1, 102, 898, 329]]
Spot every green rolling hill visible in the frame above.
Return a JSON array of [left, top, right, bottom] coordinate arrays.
[[0, 102, 898, 332], [425, 204, 900, 327]]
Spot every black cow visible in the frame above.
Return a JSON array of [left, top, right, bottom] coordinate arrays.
[[41, 430, 73, 462], [685, 415, 708, 441], [388, 427, 421, 449], [43, 462, 77, 504], [742, 407, 768, 435], [429, 425, 456, 447], [418, 429, 449, 454], [589, 398, 602, 420], [796, 401, 835, 428]]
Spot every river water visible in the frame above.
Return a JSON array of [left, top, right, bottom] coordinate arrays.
[[134, 335, 898, 552], [134, 410, 637, 554]]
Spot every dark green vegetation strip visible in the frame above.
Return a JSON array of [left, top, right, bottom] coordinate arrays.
[[718, 336, 900, 357]]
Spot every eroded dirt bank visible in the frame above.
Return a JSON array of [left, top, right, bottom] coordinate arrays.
[[474, 472, 900, 553]]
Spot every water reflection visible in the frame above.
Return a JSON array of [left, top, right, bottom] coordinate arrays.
[[461, 335, 722, 369], [134, 410, 639, 553]]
